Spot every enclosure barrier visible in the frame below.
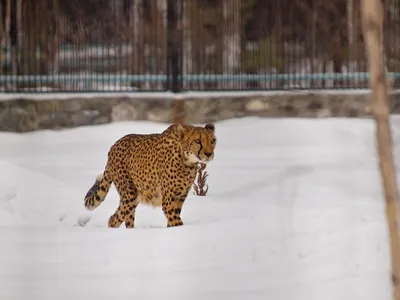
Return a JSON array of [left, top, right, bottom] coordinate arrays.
[[0, 0, 399, 92]]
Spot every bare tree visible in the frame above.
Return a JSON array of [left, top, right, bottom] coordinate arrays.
[[5, 0, 10, 38], [131, 0, 144, 76], [361, 0, 400, 299], [9, 0, 22, 77], [1, 0, 11, 80], [0, 0, 3, 76], [182, 0, 193, 89], [222, 0, 241, 89]]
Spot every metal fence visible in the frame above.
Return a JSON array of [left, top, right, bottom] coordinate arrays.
[[0, 0, 400, 93]]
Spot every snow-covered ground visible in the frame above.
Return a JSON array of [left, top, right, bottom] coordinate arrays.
[[0, 116, 396, 299]]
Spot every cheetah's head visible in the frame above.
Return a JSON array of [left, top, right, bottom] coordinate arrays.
[[177, 123, 217, 165]]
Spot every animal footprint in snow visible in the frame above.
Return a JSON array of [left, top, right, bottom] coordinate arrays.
[[77, 215, 91, 227], [58, 213, 66, 222]]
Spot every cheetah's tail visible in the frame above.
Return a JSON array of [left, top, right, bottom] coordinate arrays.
[[84, 170, 112, 211]]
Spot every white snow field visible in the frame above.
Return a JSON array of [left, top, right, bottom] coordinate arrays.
[[0, 116, 397, 300]]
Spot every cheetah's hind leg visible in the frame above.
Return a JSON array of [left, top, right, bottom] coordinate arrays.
[[108, 177, 139, 229]]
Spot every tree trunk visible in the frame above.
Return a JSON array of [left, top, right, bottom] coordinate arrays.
[[20, 0, 37, 77], [361, 1, 400, 299], [347, 0, 355, 82], [348, 0, 354, 50], [9, 0, 19, 77], [310, 1, 317, 88], [5, 0, 11, 38], [166, 0, 182, 93], [222, 0, 240, 89], [0, 0, 3, 76], [131, 0, 144, 89], [16, 0, 22, 74], [182, 0, 192, 90], [332, 28, 342, 87], [131, 0, 143, 74], [39, 0, 61, 76]]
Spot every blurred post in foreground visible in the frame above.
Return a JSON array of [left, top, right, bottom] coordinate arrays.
[[361, 0, 400, 299]]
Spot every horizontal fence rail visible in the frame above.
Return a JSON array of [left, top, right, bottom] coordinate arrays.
[[0, 0, 399, 93], [2, 73, 400, 83]]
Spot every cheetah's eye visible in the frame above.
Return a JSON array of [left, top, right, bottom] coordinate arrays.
[[194, 139, 201, 144], [211, 139, 216, 144]]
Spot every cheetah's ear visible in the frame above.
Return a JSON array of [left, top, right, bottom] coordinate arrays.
[[176, 123, 186, 139], [205, 123, 215, 132], [176, 123, 185, 132]]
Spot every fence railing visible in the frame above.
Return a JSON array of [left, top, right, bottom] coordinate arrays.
[[0, 0, 399, 93]]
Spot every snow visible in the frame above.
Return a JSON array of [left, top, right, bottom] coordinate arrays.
[[0, 116, 396, 299]]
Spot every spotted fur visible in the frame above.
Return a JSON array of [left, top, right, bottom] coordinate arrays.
[[84, 123, 217, 228]]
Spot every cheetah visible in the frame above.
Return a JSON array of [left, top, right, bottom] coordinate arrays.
[[83, 122, 217, 228]]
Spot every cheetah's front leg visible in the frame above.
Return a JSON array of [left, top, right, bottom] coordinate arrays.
[[162, 197, 184, 227]]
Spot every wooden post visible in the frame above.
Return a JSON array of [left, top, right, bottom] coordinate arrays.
[[361, 0, 400, 299]]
